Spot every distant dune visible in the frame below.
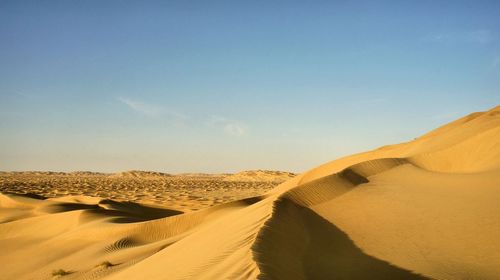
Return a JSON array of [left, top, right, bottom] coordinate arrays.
[[108, 170, 173, 179], [223, 170, 296, 183], [1, 106, 499, 279], [0, 170, 290, 211]]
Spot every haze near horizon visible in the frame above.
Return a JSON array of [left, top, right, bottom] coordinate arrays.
[[1, 1, 499, 173]]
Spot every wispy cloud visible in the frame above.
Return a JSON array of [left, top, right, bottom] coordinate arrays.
[[117, 97, 188, 125], [118, 97, 162, 117], [207, 115, 247, 136], [118, 98, 246, 134], [424, 29, 494, 44], [467, 30, 494, 44], [493, 55, 500, 68], [224, 123, 245, 136]]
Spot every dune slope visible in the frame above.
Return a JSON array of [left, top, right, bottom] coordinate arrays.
[[1, 106, 499, 280]]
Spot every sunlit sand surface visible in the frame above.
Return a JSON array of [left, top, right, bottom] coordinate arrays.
[[0, 170, 294, 212], [1, 106, 499, 280]]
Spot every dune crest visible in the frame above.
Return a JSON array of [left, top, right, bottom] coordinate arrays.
[[108, 170, 173, 179], [1, 106, 500, 279]]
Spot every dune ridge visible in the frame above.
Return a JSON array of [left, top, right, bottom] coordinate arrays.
[[108, 171, 173, 179], [1, 105, 499, 279]]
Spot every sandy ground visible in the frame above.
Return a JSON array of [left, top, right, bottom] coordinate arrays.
[[0, 105, 499, 280], [0, 171, 294, 212]]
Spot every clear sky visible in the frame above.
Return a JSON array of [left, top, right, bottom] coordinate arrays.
[[1, 1, 499, 173]]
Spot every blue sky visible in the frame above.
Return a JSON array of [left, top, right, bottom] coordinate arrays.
[[1, 1, 499, 173]]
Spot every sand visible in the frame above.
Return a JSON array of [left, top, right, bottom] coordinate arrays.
[[0, 171, 292, 212], [0, 105, 499, 279]]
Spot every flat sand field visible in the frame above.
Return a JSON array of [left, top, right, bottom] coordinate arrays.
[[0, 170, 294, 212], [1, 106, 499, 280]]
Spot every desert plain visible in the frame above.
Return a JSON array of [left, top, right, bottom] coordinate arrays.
[[0, 170, 295, 212], [1, 106, 500, 280]]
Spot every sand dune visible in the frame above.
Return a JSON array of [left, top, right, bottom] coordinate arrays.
[[223, 170, 296, 183], [108, 171, 173, 179], [1, 106, 499, 279], [0, 172, 288, 211]]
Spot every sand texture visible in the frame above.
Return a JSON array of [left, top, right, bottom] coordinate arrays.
[[1, 106, 500, 279], [0, 171, 292, 212]]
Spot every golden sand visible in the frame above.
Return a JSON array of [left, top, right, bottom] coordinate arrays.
[[1, 106, 499, 279]]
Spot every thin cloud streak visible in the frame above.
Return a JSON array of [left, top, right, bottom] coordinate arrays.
[[117, 97, 188, 125], [492, 55, 500, 68], [118, 97, 163, 117], [424, 29, 494, 44], [117, 98, 246, 134], [207, 115, 247, 136]]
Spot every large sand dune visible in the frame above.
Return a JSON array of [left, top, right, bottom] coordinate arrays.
[[1, 106, 499, 279]]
